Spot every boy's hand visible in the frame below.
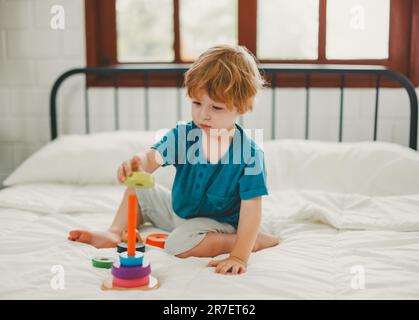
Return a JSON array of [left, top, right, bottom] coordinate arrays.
[[207, 256, 247, 275], [117, 155, 143, 184]]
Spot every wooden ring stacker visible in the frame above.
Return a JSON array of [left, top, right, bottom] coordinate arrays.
[[101, 173, 159, 291]]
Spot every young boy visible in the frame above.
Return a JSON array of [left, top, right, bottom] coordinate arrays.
[[68, 45, 280, 275]]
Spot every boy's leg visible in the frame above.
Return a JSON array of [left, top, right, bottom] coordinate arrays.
[[176, 232, 280, 258], [134, 183, 181, 232], [163, 217, 280, 258], [108, 187, 142, 235], [176, 232, 236, 258], [68, 187, 144, 248]]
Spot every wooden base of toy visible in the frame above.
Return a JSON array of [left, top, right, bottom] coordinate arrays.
[[101, 275, 160, 291]]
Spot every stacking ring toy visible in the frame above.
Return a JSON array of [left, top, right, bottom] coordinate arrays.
[[119, 251, 144, 267], [92, 257, 115, 269], [112, 275, 150, 288], [146, 233, 168, 249], [111, 262, 151, 279], [117, 242, 145, 253]]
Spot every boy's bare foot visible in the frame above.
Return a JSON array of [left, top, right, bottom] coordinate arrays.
[[253, 232, 281, 252], [67, 230, 121, 249]]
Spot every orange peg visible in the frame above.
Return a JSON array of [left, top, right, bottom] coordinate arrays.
[[127, 194, 138, 256]]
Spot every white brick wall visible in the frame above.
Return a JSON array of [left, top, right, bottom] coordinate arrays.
[[0, 31, 6, 59], [0, 0, 33, 29], [0, 0, 85, 185], [0, 0, 418, 187]]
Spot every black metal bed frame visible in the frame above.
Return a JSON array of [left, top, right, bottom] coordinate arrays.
[[50, 64, 418, 150]]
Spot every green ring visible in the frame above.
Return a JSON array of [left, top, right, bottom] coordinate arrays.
[[92, 257, 115, 269]]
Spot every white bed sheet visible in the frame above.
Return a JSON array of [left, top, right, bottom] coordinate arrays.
[[0, 183, 418, 300]]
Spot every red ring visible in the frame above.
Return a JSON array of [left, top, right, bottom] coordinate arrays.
[[145, 233, 168, 248]]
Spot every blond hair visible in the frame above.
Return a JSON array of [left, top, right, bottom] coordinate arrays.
[[184, 45, 265, 114]]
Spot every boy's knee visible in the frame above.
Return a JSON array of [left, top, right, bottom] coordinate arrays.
[[173, 244, 201, 259], [164, 228, 206, 257], [163, 229, 185, 256], [175, 251, 191, 259]]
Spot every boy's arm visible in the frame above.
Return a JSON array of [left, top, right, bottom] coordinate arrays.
[[136, 149, 164, 174], [229, 197, 262, 264], [207, 197, 262, 274]]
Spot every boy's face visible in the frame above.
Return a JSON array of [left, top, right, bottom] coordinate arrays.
[[190, 90, 240, 137]]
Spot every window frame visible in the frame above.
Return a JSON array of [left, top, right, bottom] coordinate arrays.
[[85, 0, 419, 87]]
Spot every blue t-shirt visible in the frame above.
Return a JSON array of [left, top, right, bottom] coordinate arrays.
[[151, 121, 268, 228]]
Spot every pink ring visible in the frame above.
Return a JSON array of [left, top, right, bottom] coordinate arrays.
[[112, 275, 149, 288]]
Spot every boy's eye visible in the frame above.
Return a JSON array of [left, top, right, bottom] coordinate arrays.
[[192, 101, 201, 106], [212, 106, 223, 110]]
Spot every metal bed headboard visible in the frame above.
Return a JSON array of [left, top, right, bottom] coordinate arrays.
[[50, 64, 418, 150]]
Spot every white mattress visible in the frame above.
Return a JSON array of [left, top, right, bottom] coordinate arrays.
[[1, 183, 418, 299]]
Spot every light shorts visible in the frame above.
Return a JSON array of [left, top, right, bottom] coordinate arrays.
[[135, 184, 237, 256]]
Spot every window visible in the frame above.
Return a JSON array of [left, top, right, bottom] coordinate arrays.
[[257, 0, 319, 60], [85, 0, 419, 87], [115, 0, 238, 62], [179, 0, 238, 61], [116, 0, 174, 62], [325, 0, 390, 60]]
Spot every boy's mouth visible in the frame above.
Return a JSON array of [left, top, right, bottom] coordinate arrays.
[[199, 123, 212, 130]]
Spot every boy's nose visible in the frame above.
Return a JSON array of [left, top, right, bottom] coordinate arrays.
[[201, 106, 211, 120]]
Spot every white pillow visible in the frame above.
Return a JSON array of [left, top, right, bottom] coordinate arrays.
[[3, 131, 176, 190], [263, 139, 419, 196], [6, 132, 418, 197]]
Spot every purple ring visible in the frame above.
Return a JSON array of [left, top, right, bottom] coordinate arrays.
[[111, 262, 151, 279]]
